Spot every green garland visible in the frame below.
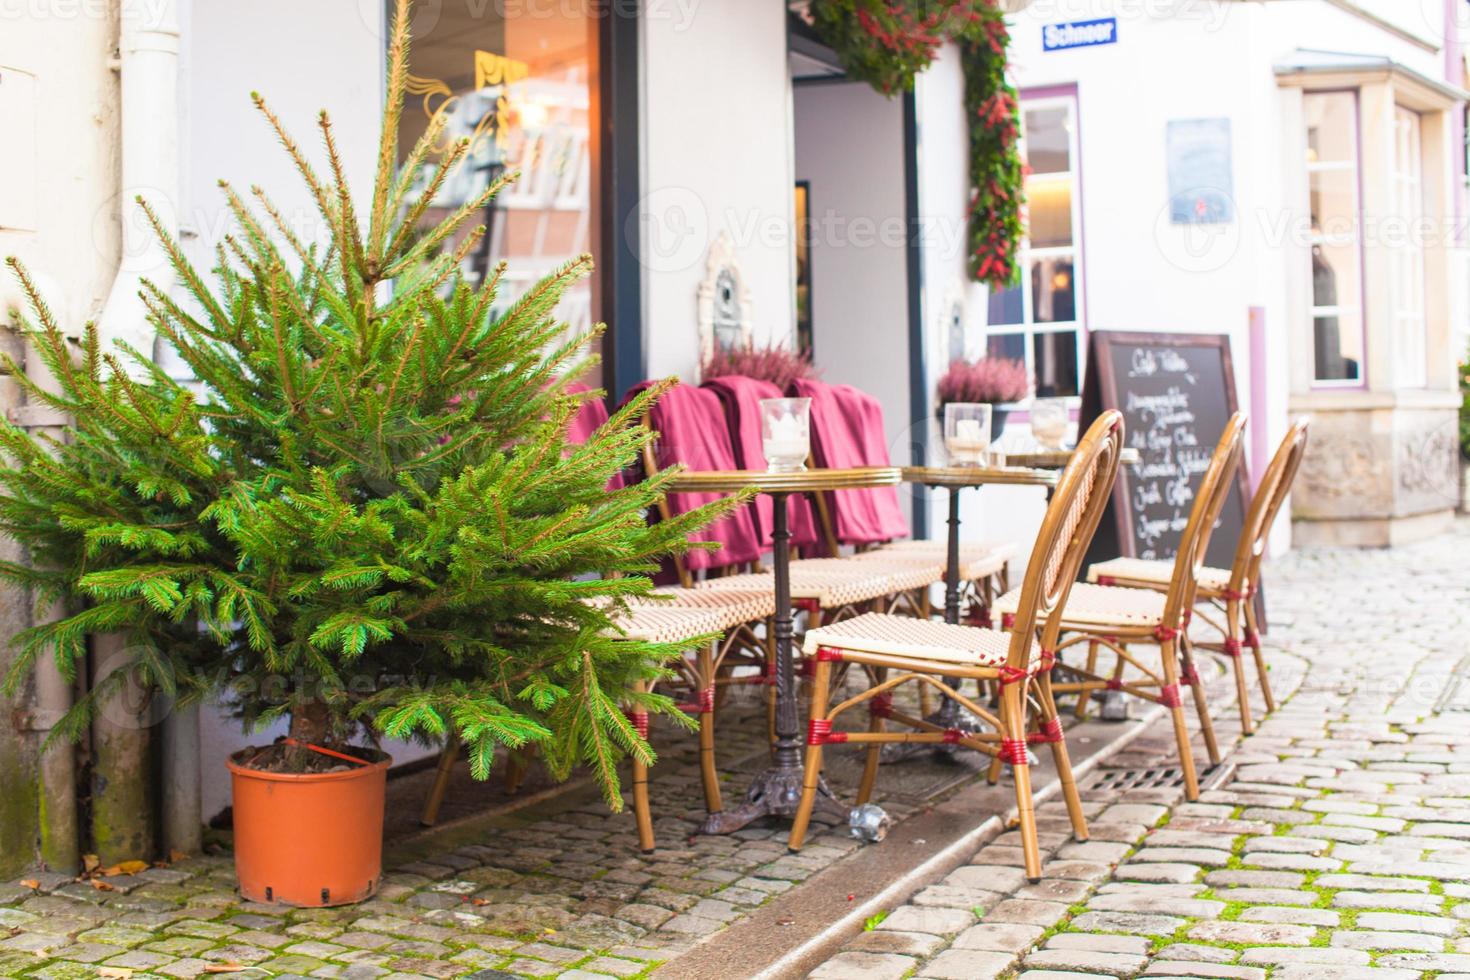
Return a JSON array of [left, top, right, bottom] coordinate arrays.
[[809, 0, 1024, 289]]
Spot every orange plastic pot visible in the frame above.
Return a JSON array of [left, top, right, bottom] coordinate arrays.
[[227, 748, 391, 907]]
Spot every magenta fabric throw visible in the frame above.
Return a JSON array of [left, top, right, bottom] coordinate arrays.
[[791, 377, 909, 545], [563, 382, 623, 490], [622, 380, 762, 573], [701, 374, 820, 551]]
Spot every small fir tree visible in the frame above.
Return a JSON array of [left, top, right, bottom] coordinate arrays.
[[0, 0, 738, 806]]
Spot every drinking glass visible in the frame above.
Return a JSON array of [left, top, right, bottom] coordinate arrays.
[[1030, 397, 1070, 449], [761, 398, 812, 472], [943, 402, 992, 466]]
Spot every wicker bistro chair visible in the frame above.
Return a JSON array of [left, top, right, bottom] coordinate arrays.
[[1085, 418, 1309, 734], [604, 594, 779, 853], [787, 412, 1127, 882], [993, 413, 1248, 802]]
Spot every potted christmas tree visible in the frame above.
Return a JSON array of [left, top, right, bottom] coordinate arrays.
[[0, 0, 731, 907]]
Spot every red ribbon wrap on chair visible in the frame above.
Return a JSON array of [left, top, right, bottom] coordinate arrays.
[[697, 686, 716, 714], [1106, 677, 1124, 691], [1154, 625, 1179, 642], [1001, 612, 1015, 629], [942, 729, 964, 744], [1244, 628, 1260, 650], [1098, 575, 1117, 586], [816, 647, 845, 662], [1223, 586, 1254, 601], [1158, 683, 1183, 708], [1180, 663, 1201, 687], [868, 692, 893, 719], [626, 710, 650, 739], [1222, 636, 1242, 658], [1038, 649, 1056, 672], [999, 738, 1030, 765], [1028, 717, 1065, 745], [806, 718, 847, 745], [997, 665, 1029, 687]]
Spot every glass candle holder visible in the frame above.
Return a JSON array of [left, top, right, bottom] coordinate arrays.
[[1030, 397, 1069, 449], [760, 397, 812, 472], [943, 402, 992, 466]]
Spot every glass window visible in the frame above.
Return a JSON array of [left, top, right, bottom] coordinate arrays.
[[983, 95, 1084, 399], [1303, 92, 1365, 385], [1392, 105, 1427, 388], [391, 2, 598, 367]]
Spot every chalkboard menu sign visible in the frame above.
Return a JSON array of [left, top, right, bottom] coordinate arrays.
[[1079, 331, 1250, 571]]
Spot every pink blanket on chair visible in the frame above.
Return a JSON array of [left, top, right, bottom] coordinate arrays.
[[622, 380, 761, 572], [791, 378, 909, 545], [563, 382, 623, 490], [702, 375, 819, 552]]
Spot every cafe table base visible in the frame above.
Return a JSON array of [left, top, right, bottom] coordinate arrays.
[[698, 765, 852, 835]]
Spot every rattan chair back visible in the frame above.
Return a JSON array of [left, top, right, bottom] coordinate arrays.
[[1227, 417, 1310, 595], [1005, 411, 1126, 666], [1163, 412, 1247, 627]]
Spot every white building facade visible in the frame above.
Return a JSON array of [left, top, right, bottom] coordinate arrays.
[[1, 0, 1465, 844]]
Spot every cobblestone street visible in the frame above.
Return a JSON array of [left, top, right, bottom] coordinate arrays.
[[2, 521, 1467, 979], [807, 518, 1470, 980]]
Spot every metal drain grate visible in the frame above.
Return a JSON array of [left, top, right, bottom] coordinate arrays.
[[1089, 767, 1186, 792], [1086, 762, 1235, 794]]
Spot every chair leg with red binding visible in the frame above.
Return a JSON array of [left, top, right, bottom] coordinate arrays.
[[1179, 635, 1220, 766], [1159, 640, 1201, 801], [628, 682, 655, 854], [1244, 598, 1275, 714], [1035, 672, 1088, 842], [788, 657, 834, 853], [1000, 681, 1042, 882]]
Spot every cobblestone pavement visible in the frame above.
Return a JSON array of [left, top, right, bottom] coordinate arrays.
[[3, 522, 1465, 980], [808, 519, 1470, 980]]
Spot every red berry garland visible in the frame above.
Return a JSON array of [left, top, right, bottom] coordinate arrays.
[[809, 0, 1024, 289]]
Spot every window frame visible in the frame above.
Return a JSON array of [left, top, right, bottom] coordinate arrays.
[[1303, 88, 1370, 390], [983, 85, 1087, 406], [1391, 103, 1428, 389]]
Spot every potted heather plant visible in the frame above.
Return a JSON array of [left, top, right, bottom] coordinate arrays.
[[0, 0, 731, 907], [935, 356, 1031, 438], [701, 340, 819, 390]]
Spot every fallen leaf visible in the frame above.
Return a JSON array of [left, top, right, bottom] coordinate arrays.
[[18, 879, 38, 890], [169, 849, 188, 863], [82, 854, 100, 873], [202, 964, 247, 974], [89, 879, 115, 891], [98, 968, 134, 979], [100, 860, 148, 877]]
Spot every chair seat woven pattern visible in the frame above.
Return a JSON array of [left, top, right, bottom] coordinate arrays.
[[793, 557, 943, 599], [643, 588, 774, 630], [696, 559, 925, 607], [993, 582, 1168, 629], [864, 541, 1011, 581], [606, 604, 730, 643], [1087, 556, 1231, 592], [802, 611, 1038, 669]]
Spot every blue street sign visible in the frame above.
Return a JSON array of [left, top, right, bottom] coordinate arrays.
[[1043, 17, 1118, 52]]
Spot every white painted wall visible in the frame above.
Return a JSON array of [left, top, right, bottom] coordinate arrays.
[[0, 8, 120, 334], [795, 80, 912, 477], [986, 0, 1467, 556], [640, 0, 796, 384]]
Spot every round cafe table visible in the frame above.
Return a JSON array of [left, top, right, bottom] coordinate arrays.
[[662, 465, 903, 835]]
